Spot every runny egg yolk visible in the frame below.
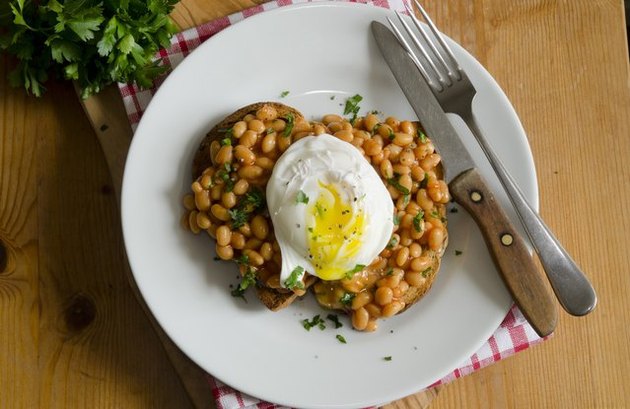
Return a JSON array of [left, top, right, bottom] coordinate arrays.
[[307, 182, 365, 280]]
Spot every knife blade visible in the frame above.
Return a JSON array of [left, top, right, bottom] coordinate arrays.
[[371, 21, 557, 337]]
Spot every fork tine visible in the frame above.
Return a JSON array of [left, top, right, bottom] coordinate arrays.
[[403, 2, 456, 84], [412, 0, 462, 79], [386, 17, 443, 92], [394, 11, 450, 89]]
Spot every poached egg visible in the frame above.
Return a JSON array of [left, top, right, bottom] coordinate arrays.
[[266, 134, 394, 288]]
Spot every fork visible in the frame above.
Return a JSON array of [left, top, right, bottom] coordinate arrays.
[[388, 0, 597, 316]]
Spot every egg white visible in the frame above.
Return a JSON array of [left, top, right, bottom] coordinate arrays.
[[266, 134, 394, 287]]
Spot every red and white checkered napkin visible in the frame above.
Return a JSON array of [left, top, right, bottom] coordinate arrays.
[[118, 1, 547, 407]]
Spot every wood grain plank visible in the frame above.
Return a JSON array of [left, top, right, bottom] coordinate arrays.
[[429, 0, 630, 407]]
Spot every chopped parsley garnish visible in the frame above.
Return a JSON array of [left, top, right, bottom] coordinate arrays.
[[385, 267, 394, 276], [336, 334, 347, 344], [330, 95, 335, 100], [327, 314, 343, 329], [387, 176, 410, 195], [228, 188, 266, 228], [420, 174, 429, 189], [220, 137, 232, 146], [393, 214, 401, 226], [345, 264, 366, 279], [216, 162, 234, 192], [388, 128, 395, 140], [455, 250, 463, 256], [343, 94, 363, 124], [315, 202, 326, 218], [340, 292, 355, 306], [431, 210, 440, 219], [387, 236, 398, 249], [296, 190, 309, 204], [235, 254, 249, 265], [417, 129, 428, 143], [231, 268, 257, 299], [421, 267, 432, 277], [284, 266, 305, 290], [413, 210, 425, 232], [383, 356, 392, 361], [302, 314, 326, 331], [280, 90, 290, 98], [282, 113, 294, 137]]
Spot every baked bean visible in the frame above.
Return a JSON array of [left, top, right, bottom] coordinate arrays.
[[210, 184, 222, 200], [396, 247, 410, 267], [380, 159, 394, 179], [393, 132, 413, 146], [428, 180, 450, 203], [234, 145, 256, 166], [230, 232, 246, 249], [364, 320, 378, 332], [183, 194, 195, 210], [386, 144, 402, 161], [248, 119, 265, 133], [191, 181, 203, 194], [200, 174, 213, 189], [210, 204, 230, 221], [327, 121, 344, 133], [393, 281, 410, 298], [196, 212, 211, 230], [429, 227, 446, 250], [375, 287, 394, 306], [238, 165, 264, 180], [411, 165, 425, 181], [256, 105, 278, 121], [411, 256, 432, 272], [399, 174, 413, 192], [239, 223, 252, 237], [243, 249, 264, 266], [277, 134, 292, 152], [377, 124, 394, 140], [313, 124, 327, 135], [243, 114, 255, 122], [420, 153, 441, 171], [233, 179, 249, 195], [260, 242, 273, 261], [334, 130, 353, 143], [385, 116, 400, 130], [207, 224, 217, 239], [382, 301, 405, 317], [255, 157, 274, 170], [364, 113, 379, 132], [266, 275, 281, 289], [271, 119, 286, 132], [365, 303, 382, 318], [240, 130, 258, 148], [294, 131, 312, 140], [188, 210, 200, 234], [216, 244, 234, 260], [400, 213, 414, 229], [352, 291, 373, 310], [261, 133, 276, 153], [180, 213, 190, 230], [352, 307, 369, 330], [251, 215, 269, 240], [215, 145, 233, 165], [232, 121, 247, 138], [363, 138, 382, 156], [221, 191, 237, 209], [409, 242, 422, 258], [294, 118, 311, 133], [399, 229, 413, 247], [416, 189, 434, 211], [405, 271, 425, 287], [399, 149, 415, 166], [400, 120, 416, 135], [216, 225, 232, 246], [244, 238, 263, 250], [392, 164, 411, 175], [370, 151, 384, 165], [323, 114, 343, 125], [210, 141, 221, 163]]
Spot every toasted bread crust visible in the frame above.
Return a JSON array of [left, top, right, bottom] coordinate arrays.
[[193, 102, 307, 311], [192, 102, 303, 179]]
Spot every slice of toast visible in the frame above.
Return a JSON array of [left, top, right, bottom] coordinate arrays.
[[192, 102, 313, 311]]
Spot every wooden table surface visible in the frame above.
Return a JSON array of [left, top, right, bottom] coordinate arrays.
[[2, 0, 630, 408]]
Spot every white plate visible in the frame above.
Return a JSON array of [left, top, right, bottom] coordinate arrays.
[[121, 2, 538, 408]]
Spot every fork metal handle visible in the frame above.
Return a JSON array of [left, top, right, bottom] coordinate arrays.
[[462, 106, 597, 316]]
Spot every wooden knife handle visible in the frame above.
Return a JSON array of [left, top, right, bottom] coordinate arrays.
[[449, 168, 558, 337]]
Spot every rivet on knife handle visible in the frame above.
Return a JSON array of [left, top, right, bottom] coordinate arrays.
[[450, 168, 558, 337]]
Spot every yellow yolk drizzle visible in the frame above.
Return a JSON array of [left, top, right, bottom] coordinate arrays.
[[306, 182, 365, 280]]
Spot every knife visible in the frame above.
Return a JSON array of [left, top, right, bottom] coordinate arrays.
[[371, 21, 558, 337]]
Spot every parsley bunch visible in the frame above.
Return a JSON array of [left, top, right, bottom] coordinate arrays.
[[0, 0, 179, 98]]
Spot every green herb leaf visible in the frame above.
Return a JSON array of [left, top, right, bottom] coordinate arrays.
[[383, 356, 392, 361], [393, 214, 401, 226], [455, 250, 463, 256], [387, 235, 398, 249], [339, 292, 355, 306], [220, 137, 231, 146], [421, 267, 432, 277], [296, 190, 309, 205], [343, 94, 363, 124], [302, 314, 326, 331], [413, 210, 425, 232], [336, 334, 347, 344], [387, 176, 410, 195], [344, 264, 366, 279], [282, 113, 294, 137], [284, 266, 305, 290], [327, 314, 343, 329], [417, 129, 428, 143], [280, 90, 289, 98], [231, 268, 257, 299]]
